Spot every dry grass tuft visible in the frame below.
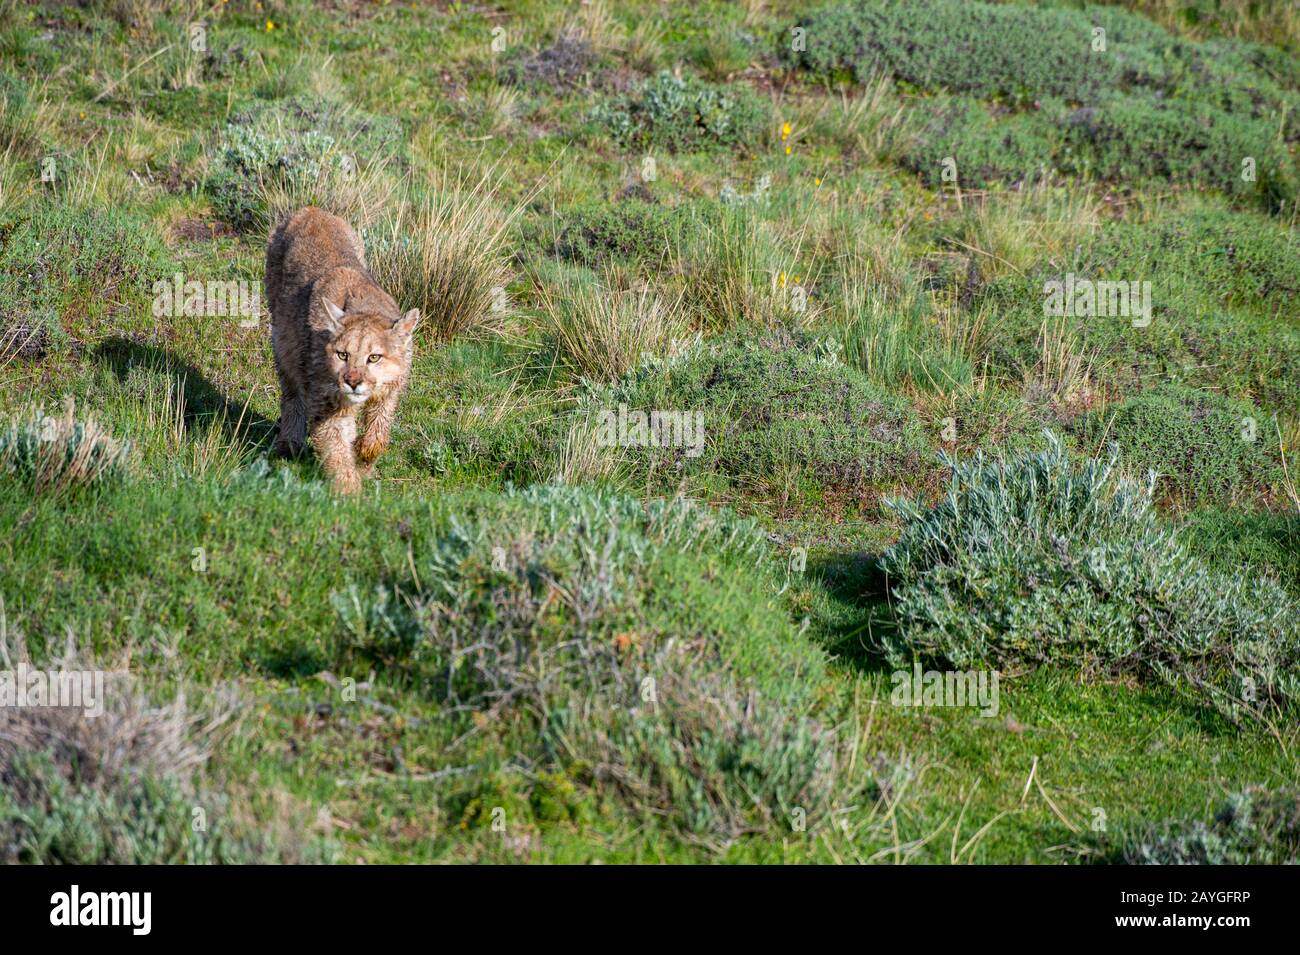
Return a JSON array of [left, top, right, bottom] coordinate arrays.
[[367, 163, 534, 343], [1023, 316, 1102, 410], [553, 412, 626, 485], [0, 604, 239, 794], [538, 267, 687, 381], [0, 398, 132, 497]]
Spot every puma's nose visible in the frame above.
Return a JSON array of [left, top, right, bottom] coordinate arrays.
[[343, 370, 364, 389]]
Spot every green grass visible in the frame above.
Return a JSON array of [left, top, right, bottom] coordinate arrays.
[[785, 0, 1300, 209], [0, 0, 1296, 864], [1075, 383, 1283, 507]]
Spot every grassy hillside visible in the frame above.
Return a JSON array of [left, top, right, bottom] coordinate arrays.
[[0, 0, 1297, 864]]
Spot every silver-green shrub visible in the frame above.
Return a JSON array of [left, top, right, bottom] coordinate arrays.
[[0, 402, 131, 497], [879, 432, 1300, 723]]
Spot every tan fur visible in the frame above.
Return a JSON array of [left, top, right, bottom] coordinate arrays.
[[266, 207, 419, 493]]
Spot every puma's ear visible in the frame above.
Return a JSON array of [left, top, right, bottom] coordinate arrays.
[[393, 308, 419, 338], [321, 297, 346, 330]]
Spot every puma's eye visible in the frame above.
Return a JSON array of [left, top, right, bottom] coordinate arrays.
[[336, 351, 348, 361], [367, 353, 382, 364]]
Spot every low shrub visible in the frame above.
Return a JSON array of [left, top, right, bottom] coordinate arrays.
[[591, 71, 769, 152], [0, 631, 333, 863], [1119, 786, 1300, 864], [902, 97, 1058, 188], [587, 332, 931, 505], [331, 484, 854, 842], [0, 400, 132, 497], [786, 0, 1300, 207], [207, 96, 403, 232], [1076, 384, 1281, 507], [545, 201, 682, 269], [0, 203, 169, 339], [1085, 203, 1300, 317], [1183, 509, 1300, 598], [878, 433, 1300, 722], [784, 0, 1296, 120], [501, 35, 599, 91], [974, 202, 1300, 414], [1058, 94, 1295, 209], [546, 661, 851, 844]]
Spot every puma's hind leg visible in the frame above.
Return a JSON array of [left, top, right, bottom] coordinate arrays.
[[275, 389, 307, 458]]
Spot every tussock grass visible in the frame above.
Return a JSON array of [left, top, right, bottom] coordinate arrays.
[[625, 20, 665, 72], [1023, 315, 1103, 410], [0, 145, 18, 220], [471, 85, 521, 138], [949, 180, 1103, 280], [367, 164, 534, 343], [838, 293, 972, 396], [561, 0, 626, 53], [675, 206, 800, 328], [0, 612, 231, 791], [0, 79, 56, 160], [813, 72, 918, 162], [537, 265, 686, 381], [0, 399, 132, 497], [833, 236, 974, 396], [0, 605, 333, 864], [253, 50, 343, 102], [553, 412, 626, 485], [881, 433, 1300, 724], [115, 368, 259, 483]]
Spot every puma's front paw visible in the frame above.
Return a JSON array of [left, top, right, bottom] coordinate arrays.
[[356, 433, 389, 465]]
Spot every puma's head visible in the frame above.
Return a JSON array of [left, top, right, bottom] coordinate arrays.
[[321, 298, 419, 405]]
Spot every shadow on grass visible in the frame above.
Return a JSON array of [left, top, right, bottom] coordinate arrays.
[[93, 334, 276, 449], [804, 549, 899, 671], [807, 549, 1251, 738]]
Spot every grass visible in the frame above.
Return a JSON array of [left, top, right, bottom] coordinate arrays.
[[0, 0, 1296, 865], [879, 434, 1300, 725], [785, 0, 1299, 209], [0, 399, 132, 497], [536, 264, 686, 381]]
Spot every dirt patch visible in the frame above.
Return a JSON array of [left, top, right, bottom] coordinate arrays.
[[1, 316, 58, 362], [503, 35, 599, 92], [169, 218, 238, 243]]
